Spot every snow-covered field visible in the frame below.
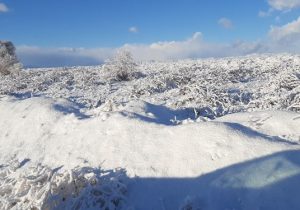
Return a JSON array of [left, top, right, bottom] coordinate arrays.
[[0, 54, 300, 209]]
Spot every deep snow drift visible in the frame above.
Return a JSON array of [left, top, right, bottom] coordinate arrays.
[[0, 54, 300, 209]]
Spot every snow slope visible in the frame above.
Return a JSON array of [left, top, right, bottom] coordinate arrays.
[[0, 96, 300, 209]]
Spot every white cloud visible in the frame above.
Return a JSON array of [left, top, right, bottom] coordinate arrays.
[[121, 32, 264, 61], [129, 26, 138, 33], [269, 17, 300, 42], [258, 8, 274, 17], [218, 18, 233, 29], [0, 3, 8, 12], [267, 0, 300, 10], [260, 0, 300, 17], [267, 17, 300, 52]]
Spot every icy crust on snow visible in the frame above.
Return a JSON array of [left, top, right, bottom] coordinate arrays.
[[0, 54, 300, 118], [0, 96, 300, 209]]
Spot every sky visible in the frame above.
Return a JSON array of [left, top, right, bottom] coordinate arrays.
[[1, 0, 300, 67]]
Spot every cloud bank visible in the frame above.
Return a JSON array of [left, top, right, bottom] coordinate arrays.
[[17, 33, 265, 67], [16, 17, 300, 67], [17, 46, 115, 67], [121, 32, 264, 61]]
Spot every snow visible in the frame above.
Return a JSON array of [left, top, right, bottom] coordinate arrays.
[[1, 96, 300, 209], [217, 111, 300, 143], [0, 54, 300, 209]]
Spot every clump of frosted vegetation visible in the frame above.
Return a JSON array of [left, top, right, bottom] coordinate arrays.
[[0, 160, 128, 210], [0, 41, 22, 75], [103, 50, 138, 81]]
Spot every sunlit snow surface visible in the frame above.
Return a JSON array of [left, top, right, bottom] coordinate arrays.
[[0, 54, 300, 209]]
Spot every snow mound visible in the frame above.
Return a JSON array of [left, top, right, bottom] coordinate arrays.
[[217, 111, 300, 142], [0, 96, 300, 209], [0, 96, 298, 175]]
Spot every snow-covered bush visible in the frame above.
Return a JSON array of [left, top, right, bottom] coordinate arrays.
[[0, 41, 21, 75], [103, 50, 137, 81]]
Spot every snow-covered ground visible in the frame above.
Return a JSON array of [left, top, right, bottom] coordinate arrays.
[[0, 54, 300, 209], [1, 53, 300, 116]]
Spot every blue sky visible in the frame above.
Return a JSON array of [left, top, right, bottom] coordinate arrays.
[[1, 0, 300, 67]]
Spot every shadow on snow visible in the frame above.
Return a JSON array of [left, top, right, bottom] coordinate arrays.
[[128, 150, 300, 210], [2, 151, 300, 209], [121, 101, 214, 126]]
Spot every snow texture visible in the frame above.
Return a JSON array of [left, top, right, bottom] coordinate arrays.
[[0, 54, 300, 209]]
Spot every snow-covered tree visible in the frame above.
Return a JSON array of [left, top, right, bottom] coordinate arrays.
[[0, 41, 21, 75], [103, 50, 137, 81]]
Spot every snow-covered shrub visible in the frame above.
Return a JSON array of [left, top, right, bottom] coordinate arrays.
[[103, 50, 137, 81], [280, 73, 300, 91], [0, 41, 21, 75]]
